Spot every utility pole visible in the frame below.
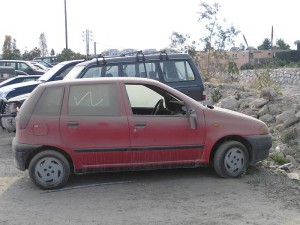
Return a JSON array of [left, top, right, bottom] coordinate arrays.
[[82, 30, 93, 58], [64, 0, 68, 49]]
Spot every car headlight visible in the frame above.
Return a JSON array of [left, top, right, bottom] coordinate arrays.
[[0, 89, 14, 99]]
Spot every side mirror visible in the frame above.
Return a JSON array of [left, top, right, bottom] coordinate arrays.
[[187, 107, 197, 129]]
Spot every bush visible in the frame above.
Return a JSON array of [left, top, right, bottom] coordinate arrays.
[[250, 67, 279, 91], [280, 129, 297, 145], [270, 152, 289, 165], [240, 63, 254, 70], [211, 89, 223, 103]]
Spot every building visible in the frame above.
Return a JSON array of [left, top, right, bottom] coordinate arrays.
[[195, 49, 273, 70]]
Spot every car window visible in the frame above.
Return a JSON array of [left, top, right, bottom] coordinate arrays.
[[122, 62, 158, 79], [81, 65, 119, 78], [68, 84, 120, 116], [6, 62, 17, 70], [126, 85, 162, 108], [56, 65, 74, 79], [32, 87, 64, 115], [125, 84, 186, 116], [18, 63, 30, 70], [160, 60, 195, 82]]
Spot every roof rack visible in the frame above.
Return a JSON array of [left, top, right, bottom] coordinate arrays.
[[87, 49, 171, 64]]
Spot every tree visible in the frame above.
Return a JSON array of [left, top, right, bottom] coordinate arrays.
[[275, 39, 290, 50], [39, 33, 48, 57], [197, 2, 239, 77], [2, 35, 21, 59], [50, 48, 55, 56], [57, 48, 84, 62], [257, 38, 271, 50], [169, 32, 197, 58], [23, 47, 42, 60], [294, 40, 300, 50]]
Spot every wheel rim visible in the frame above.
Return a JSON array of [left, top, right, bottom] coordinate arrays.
[[224, 147, 245, 176], [34, 156, 65, 186]]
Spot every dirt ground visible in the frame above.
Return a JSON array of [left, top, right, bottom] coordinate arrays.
[[0, 130, 299, 225]]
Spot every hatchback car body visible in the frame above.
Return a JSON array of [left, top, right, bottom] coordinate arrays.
[[13, 77, 272, 189]]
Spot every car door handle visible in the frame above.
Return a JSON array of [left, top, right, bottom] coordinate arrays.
[[67, 121, 79, 127], [134, 122, 146, 127]]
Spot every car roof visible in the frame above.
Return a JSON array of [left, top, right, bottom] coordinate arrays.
[[56, 59, 84, 65], [39, 77, 163, 88], [76, 53, 192, 67], [0, 60, 30, 63]]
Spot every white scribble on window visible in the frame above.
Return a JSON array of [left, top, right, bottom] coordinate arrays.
[[73, 92, 103, 106]]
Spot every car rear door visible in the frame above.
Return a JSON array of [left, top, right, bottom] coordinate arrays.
[[60, 82, 131, 170]]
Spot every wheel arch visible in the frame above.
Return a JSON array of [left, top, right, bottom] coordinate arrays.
[[209, 135, 253, 164], [25, 146, 74, 172]]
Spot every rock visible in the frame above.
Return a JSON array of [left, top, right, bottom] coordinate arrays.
[[260, 88, 277, 100], [287, 172, 300, 180], [218, 97, 239, 111], [275, 124, 285, 131], [268, 104, 282, 115], [275, 109, 296, 125], [251, 98, 269, 108], [295, 111, 300, 119], [283, 116, 299, 128], [259, 114, 274, 123], [258, 105, 269, 116]]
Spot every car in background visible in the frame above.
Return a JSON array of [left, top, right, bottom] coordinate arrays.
[[65, 51, 207, 102], [0, 60, 45, 75], [0, 60, 83, 131], [30, 61, 50, 71], [0, 75, 41, 88], [0, 66, 31, 82], [34, 61, 53, 69], [33, 56, 59, 66], [12, 77, 272, 189]]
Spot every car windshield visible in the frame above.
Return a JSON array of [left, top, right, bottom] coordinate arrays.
[[64, 65, 85, 80], [37, 63, 66, 82]]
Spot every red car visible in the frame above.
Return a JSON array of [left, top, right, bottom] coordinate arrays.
[[13, 78, 272, 189]]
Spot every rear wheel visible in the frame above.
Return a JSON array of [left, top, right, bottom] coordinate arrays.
[[214, 141, 249, 178], [28, 150, 70, 190]]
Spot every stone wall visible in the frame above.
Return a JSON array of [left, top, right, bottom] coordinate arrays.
[[239, 68, 300, 85]]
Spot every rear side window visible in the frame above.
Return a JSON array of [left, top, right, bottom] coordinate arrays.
[[122, 62, 158, 79], [68, 84, 120, 116], [160, 60, 195, 82], [81, 65, 119, 78], [33, 87, 64, 115]]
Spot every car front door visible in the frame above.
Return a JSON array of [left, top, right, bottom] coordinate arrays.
[[60, 82, 131, 170], [123, 83, 205, 167]]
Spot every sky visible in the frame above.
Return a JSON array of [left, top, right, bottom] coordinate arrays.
[[1, 0, 300, 55]]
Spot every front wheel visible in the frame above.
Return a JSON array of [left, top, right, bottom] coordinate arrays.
[[213, 141, 249, 178], [28, 150, 70, 190]]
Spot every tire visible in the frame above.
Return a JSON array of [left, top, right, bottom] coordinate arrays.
[[213, 141, 249, 178], [28, 150, 70, 190]]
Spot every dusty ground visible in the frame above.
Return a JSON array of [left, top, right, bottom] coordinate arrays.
[[0, 130, 299, 225]]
